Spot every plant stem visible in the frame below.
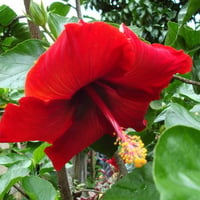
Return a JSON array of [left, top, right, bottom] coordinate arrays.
[[42, 25, 56, 41], [72, 152, 88, 184], [13, 184, 30, 199], [173, 74, 200, 86], [75, 0, 82, 19], [57, 167, 73, 200], [90, 150, 96, 181]]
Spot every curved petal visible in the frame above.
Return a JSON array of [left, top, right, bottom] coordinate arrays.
[[25, 21, 134, 100], [45, 103, 112, 170], [97, 83, 148, 131], [106, 24, 192, 101], [0, 97, 73, 143]]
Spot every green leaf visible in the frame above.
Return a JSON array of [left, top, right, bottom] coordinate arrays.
[[164, 103, 200, 130], [165, 21, 200, 53], [190, 104, 200, 113], [47, 13, 78, 38], [33, 142, 50, 164], [154, 126, 200, 200], [0, 160, 31, 199], [182, 0, 200, 26], [48, 2, 71, 16], [0, 154, 28, 166], [178, 84, 200, 103], [0, 5, 17, 26], [11, 22, 31, 41], [103, 163, 159, 200], [178, 26, 200, 53], [0, 37, 17, 52], [178, 4, 188, 24], [0, 39, 46, 89], [22, 176, 57, 200], [164, 22, 182, 48], [150, 100, 164, 110], [192, 52, 200, 93]]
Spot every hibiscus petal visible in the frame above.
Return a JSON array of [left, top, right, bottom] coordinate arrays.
[[25, 21, 134, 100], [45, 103, 112, 170], [0, 97, 73, 143], [107, 24, 192, 101], [96, 83, 147, 131]]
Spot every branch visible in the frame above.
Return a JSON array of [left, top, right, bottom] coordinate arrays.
[[173, 74, 200, 86], [75, 0, 82, 19], [42, 25, 56, 42], [56, 167, 73, 200], [13, 184, 30, 199]]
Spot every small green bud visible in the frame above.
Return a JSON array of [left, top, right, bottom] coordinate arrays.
[[29, 1, 47, 27]]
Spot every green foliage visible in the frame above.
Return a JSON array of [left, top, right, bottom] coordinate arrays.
[[164, 0, 200, 94], [154, 126, 200, 200], [0, 154, 29, 166], [0, 160, 31, 199], [86, 0, 189, 43], [0, 88, 24, 108], [32, 142, 51, 165], [0, 5, 31, 53], [0, 142, 57, 199], [159, 103, 200, 130], [0, 39, 46, 89], [103, 163, 159, 200], [47, 2, 71, 16], [192, 53, 200, 93], [165, 22, 200, 53], [22, 176, 58, 200], [47, 14, 78, 38], [0, 5, 16, 26], [180, 0, 200, 27]]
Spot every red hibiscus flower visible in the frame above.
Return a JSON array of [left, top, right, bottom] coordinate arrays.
[[0, 21, 192, 170]]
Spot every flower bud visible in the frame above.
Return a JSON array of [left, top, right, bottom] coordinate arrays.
[[29, 1, 47, 27]]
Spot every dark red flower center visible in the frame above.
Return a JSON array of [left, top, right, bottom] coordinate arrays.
[[83, 85, 147, 167]]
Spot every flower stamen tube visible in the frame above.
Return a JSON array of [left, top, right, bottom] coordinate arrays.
[[85, 85, 147, 167]]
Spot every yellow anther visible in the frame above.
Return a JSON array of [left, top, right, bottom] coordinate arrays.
[[116, 134, 147, 168]]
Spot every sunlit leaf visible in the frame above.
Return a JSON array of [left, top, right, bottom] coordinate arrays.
[[181, 0, 200, 26], [0, 39, 46, 89], [164, 103, 200, 130], [33, 142, 50, 165], [154, 126, 200, 200], [48, 2, 70, 16], [165, 21, 200, 53], [48, 13, 78, 38], [0, 154, 28, 166], [0, 5, 16, 26], [103, 163, 159, 200], [22, 176, 58, 200], [178, 84, 200, 102], [192, 53, 200, 94], [0, 160, 31, 199]]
